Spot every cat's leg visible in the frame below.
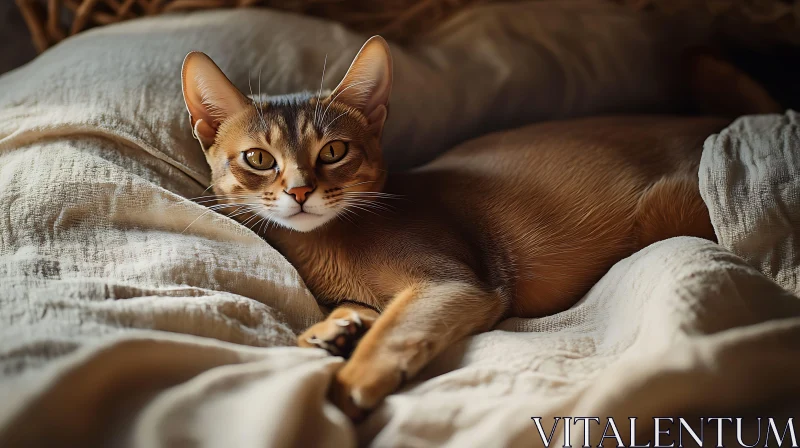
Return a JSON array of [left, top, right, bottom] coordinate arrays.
[[298, 303, 379, 358], [330, 280, 507, 419]]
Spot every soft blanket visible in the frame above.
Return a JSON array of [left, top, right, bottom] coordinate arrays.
[[1, 3, 799, 447]]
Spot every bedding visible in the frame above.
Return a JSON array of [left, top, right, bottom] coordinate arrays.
[[1, 1, 799, 447], [2, 110, 800, 446]]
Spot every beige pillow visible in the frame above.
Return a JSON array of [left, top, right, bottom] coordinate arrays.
[[700, 110, 800, 296]]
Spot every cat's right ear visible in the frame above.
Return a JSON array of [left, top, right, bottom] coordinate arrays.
[[181, 52, 249, 150]]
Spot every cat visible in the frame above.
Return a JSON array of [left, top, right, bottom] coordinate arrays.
[[181, 36, 780, 420]]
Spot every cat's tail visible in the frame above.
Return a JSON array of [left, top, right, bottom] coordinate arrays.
[[687, 50, 782, 117]]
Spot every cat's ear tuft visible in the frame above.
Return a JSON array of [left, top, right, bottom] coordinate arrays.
[[181, 51, 249, 149], [330, 36, 393, 136]]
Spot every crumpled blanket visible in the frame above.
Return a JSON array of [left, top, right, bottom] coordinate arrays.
[[2, 106, 799, 446]]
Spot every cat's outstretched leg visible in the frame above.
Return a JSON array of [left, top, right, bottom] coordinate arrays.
[[330, 281, 507, 419], [298, 304, 379, 358]]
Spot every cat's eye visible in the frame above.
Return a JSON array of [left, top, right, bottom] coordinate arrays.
[[244, 149, 276, 170], [319, 141, 348, 164]]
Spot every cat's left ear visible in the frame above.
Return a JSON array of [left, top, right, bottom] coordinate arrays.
[[331, 36, 393, 137]]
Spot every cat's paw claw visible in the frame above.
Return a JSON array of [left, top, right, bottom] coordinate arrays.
[[298, 310, 371, 358], [305, 336, 323, 345], [306, 336, 344, 356]]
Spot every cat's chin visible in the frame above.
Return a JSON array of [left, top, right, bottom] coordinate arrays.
[[272, 211, 332, 233]]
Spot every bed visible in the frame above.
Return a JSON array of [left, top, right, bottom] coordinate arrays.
[[1, 2, 799, 447]]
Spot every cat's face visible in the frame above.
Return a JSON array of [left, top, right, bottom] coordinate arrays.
[[181, 37, 392, 232], [199, 92, 386, 232]]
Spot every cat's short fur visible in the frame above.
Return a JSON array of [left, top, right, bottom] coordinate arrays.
[[181, 37, 779, 419]]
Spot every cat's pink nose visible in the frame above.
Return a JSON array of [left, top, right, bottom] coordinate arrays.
[[286, 185, 314, 204]]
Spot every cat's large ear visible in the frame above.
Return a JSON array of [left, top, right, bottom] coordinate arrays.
[[181, 52, 249, 150], [330, 36, 393, 137]]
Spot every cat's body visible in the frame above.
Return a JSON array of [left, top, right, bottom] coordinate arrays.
[[181, 37, 777, 419], [268, 115, 724, 319]]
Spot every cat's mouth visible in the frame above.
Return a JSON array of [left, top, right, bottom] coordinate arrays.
[[265, 204, 332, 232], [276, 207, 331, 232], [288, 210, 322, 218]]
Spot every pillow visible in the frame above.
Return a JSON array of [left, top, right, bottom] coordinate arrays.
[[700, 110, 800, 296]]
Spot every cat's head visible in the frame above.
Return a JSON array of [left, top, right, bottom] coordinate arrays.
[[181, 36, 392, 232]]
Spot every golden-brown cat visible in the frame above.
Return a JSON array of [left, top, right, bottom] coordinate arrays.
[[181, 37, 775, 419]]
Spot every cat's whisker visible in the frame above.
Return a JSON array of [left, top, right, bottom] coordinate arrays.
[[246, 215, 262, 230], [241, 212, 262, 227], [190, 194, 261, 202], [343, 200, 395, 214], [322, 86, 371, 130], [335, 208, 360, 227], [254, 68, 270, 132], [313, 54, 328, 127], [226, 207, 261, 220], [207, 194, 263, 199], [195, 197, 260, 205], [222, 206, 249, 218], [320, 79, 373, 125], [325, 111, 349, 129], [248, 70, 269, 132], [181, 208, 216, 234], [344, 197, 402, 205], [258, 67, 263, 103], [340, 180, 376, 190], [211, 196, 264, 201], [207, 204, 236, 211], [342, 196, 397, 210], [189, 194, 253, 201], [352, 204, 394, 215], [224, 204, 262, 214], [342, 202, 385, 218], [209, 202, 264, 210], [194, 183, 215, 199], [240, 211, 263, 226], [343, 192, 404, 200], [184, 200, 260, 233], [336, 213, 355, 226], [207, 203, 254, 211], [214, 205, 257, 218], [261, 218, 272, 234]]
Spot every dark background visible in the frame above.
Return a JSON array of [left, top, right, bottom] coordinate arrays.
[[1, 3, 37, 75]]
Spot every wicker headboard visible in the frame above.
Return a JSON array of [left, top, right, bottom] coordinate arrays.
[[14, 0, 800, 54], [14, 0, 510, 53]]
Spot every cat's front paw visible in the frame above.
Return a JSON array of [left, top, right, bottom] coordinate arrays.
[[298, 308, 374, 358], [330, 355, 405, 421]]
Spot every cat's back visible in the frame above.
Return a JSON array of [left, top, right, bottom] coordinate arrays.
[[404, 116, 728, 317], [422, 115, 727, 176]]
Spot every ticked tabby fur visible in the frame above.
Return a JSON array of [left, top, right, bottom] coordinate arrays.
[[181, 37, 778, 419]]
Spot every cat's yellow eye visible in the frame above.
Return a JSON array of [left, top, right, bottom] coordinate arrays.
[[244, 149, 275, 170], [319, 141, 348, 164]]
